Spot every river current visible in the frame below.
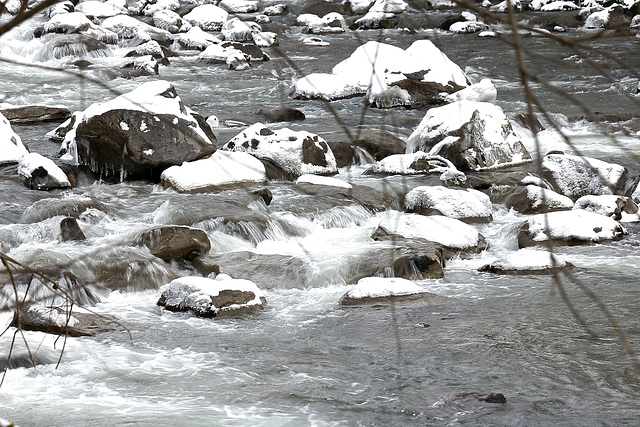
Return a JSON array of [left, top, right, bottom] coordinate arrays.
[[1, 5, 640, 426]]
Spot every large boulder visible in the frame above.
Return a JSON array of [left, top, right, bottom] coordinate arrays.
[[138, 226, 211, 261], [293, 176, 395, 212], [223, 123, 337, 178], [518, 210, 627, 247], [183, 4, 229, 31], [160, 150, 267, 193], [406, 101, 532, 171], [0, 112, 29, 164], [404, 185, 492, 223], [375, 211, 487, 254], [157, 274, 266, 317], [101, 14, 173, 45], [541, 153, 627, 200], [292, 40, 469, 106], [479, 248, 573, 274], [59, 80, 216, 180], [339, 277, 447, 306]]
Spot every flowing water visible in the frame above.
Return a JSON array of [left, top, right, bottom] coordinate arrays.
[[1, 6, 640, 426]]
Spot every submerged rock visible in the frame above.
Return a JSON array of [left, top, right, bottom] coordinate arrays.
[[406, 101, 532, 171], [59, 80, 216, 180], [488, 184, 574, 214], [518, 210, 627, 247], [479, 248, 573, 274], [60, 217, 86, 241], [339, 277, 447, 306], [138, 226, 211, 262], [193, 251, 311, 289], [157, 274, 266, 317], [12, 302, 122, 337]]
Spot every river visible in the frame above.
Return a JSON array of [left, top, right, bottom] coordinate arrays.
[[1, 3, 640, 426]]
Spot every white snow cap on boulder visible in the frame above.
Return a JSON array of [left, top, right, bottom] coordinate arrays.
[[541, 153, 627, 200], [183, 4, 229, 31], [479, 248, 571, 274], [519, 209, 627, 247], [573, 194, 638, 222], [18, 152, 71, 190], [1, 112, 29, 164], [376, 211, 485, 251], [292, 40, 469, 102], [344, 277, 425, 300], [223, 123, 337, 177], [158, 275, 266, 317], [406, 100, 531, 171], [404, 185, 492, 223], [160, 150, 267, 192]]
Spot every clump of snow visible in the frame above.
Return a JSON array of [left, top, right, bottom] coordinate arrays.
[[376, 211, 483, 250], [296, 174, 353, 189], [541, 1, 579, 11], [296, 12, 346, 33], [405, 186, 492, 221], [0, 112, 29, 164], [345, 277, 425, 300], [176, 26, 219, 50], [218, 0, 259, 13], [161, 150, 266, 192], [524, 210, 627, 244], [18, 152, 71, 188], [223, 123, 337, 176], [76, 1, 126, 19], [101, 14, 172, 43], [449, 21, 489, 34], [369, 0, 407, 13]]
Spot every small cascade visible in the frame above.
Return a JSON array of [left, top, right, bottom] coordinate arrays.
[[352, 146, 376, 165], [313, 205, 374, 229]]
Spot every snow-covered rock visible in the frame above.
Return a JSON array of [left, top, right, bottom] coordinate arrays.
[[369, 0, 407, 13], [479, 248, 572, 274], [518, 209, 627, 247], [197, 41, 267, 66], [541, 153, 627, 200], [339, 277, 444, 306], [352, 11, 397, 30], [376, 211, 487, 253], [584, 5, 630, 29], [449, 20, 489, 33], [157, 275, 267, 317], [183, 5, 229, 32], [0, 112, 29, 164], [491, 0, 522, 12], [292, 40, 470, 106], [101, 14, 173, 44], [297, 12, 347, 33], [141, 0, 181, 15], [14, 301, 121, 336], [296, 174, 353, 189], [18, 152, 71, 190], [160, 150, 267, 192], [75, 1, 126, 19], [223, 123, 337, 178], [444, 78, 497, 103], [526, 185, 574, 211], [404, 185, 492, 223], [218, 0, 259, 13], [153, 9, 190, 34], [222, 17, 260, 42], [346, 0, 376, 14], [264, 4, 288, 15], [573, 195, 638, 222], [176, 26, 219, 50], [406, 101, 531, 171], [540, 1, 579, 11], [303, 36, 330, 46], [367, 152, 467, 184], [35, 11, 92, 36], [59, 80, 216, 180]]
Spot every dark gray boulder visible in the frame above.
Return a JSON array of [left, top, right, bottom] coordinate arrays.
[[1, 104, 71, 123], [62, 80, 216, 180], [138, 225, 211, 262], [60, 217, 86, 241]]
